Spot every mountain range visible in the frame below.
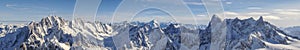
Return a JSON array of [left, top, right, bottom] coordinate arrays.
[[0, 15, 300, 50]]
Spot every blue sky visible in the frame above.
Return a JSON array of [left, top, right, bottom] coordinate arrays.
[[0, 0, 300, 27], [0, 0, 75, 22]]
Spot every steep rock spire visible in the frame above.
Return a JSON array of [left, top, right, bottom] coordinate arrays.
[[257, 16, 264, 22], [208, 15, 222, 27]]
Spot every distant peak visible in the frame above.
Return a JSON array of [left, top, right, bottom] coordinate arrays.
[[210, 14, 222, 23], [41, 16, 61, 22], [147, 19, 160, 28], [249, 17, 254, 20], [212, 14, 218, 18], [168, 23, 180, 28], [258, 16, 264, 22], [149, 19, 158, 24], [243, 17, 255, 21], [234, 17, 239, 19], [39, 16, 66, 27]]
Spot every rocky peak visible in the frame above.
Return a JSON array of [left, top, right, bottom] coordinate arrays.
[[206, 15, 223, 30], [147, 19, 160, 28], [257, 16, 264, 22], [256, 16, 265, 27], [39, 16, 66, 27], [210, 15, 222, 24]]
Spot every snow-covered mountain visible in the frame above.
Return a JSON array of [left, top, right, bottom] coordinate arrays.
[[284, 26, 300, 39], [0, 15, 300, 50]]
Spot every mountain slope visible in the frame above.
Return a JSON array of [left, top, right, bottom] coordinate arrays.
[[284, 26, 300, 39]]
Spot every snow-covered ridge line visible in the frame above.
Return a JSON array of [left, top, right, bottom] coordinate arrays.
[[0, 15, 299, 50]]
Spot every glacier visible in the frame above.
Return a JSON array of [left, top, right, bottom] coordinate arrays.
[[0, 15, 300, 50]]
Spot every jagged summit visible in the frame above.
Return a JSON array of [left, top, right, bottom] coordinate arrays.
[[39, 16, 66, 27], [256, 16, 265, 25], [207, 15, 222, 29], [149, 19, 158, 23], [210, 15, 222, 23], [146, 19, 160, 28], [224, 16, 293, 49], [258, 16, 264, 22]]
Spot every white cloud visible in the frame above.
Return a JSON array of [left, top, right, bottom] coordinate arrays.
[[287, 9, 300, 12], [5, 4, 16, 7], [273, 9, 283, 12], [273, 9, 300, 15], [224, 11, 239, 15], [225, 2, 232, 4], [247, 12, 270, 15], [196, 14, 206, 17], [247, 7, 262, 10], [4, 3, 51, 11], [263, 15, 281, 20], [274, 9, 300, 12], [5, 4, 30, 10], [225, 15, 281, 20], [223, 11, 282, 20], [276, 11, 300, 15], [184, 2, 203, 5]]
